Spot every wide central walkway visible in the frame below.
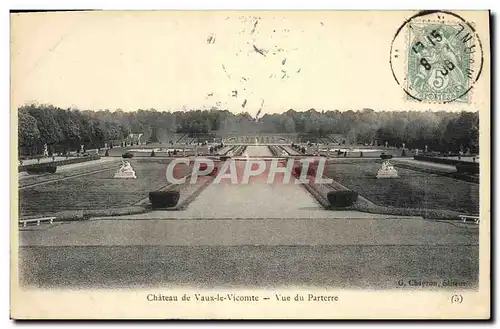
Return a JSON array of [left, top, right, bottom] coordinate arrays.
[[245, 145, 274, 157], [179, 145, 321, 218], [118, 145, 327, 219]]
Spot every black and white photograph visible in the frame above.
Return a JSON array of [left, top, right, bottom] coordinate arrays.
[[11, 10, 490, 319]]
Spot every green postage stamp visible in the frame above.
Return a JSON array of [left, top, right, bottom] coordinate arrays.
[[407, 22, 472, 103], [390, 11, 484, 104]]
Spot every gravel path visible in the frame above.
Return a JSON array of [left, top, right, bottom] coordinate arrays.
[[392, 158, 457, 173]]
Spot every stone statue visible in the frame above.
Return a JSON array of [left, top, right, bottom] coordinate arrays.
[[376, 160, 399, 179], [113, 160, 137, 179], [121, 160, 132, 171]]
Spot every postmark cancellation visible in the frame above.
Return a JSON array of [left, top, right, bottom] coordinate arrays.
[[390, 11, 484, 104]]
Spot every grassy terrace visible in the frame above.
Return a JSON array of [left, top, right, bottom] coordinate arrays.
[[324, 160, 479, 214], [19, 160, 120, 188], [19, 159, 186, 217]]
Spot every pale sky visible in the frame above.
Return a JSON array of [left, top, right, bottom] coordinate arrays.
[[11, 11, 489, 116]]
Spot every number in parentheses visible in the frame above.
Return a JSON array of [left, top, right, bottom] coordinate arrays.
[[451, 294, 463, 304]]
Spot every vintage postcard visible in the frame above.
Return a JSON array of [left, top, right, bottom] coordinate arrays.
[[10, 10, 490, 319]]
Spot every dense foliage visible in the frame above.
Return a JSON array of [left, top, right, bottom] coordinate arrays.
[[18, 104, 479, 154]]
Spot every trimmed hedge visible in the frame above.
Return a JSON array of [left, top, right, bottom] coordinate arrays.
[[327, 190, 358, 208], [380, 154, 393, 160], [122, 152, 134, 158], [394, 163, 479, 184], [414, 156, 480, 173], [26, 165, 57, 174], [456, 163, 480, 174], [414, 155, 455, 164], [149, 191, 180, 209], [19, 155, 100, 172], [414, 155, 461, 165]]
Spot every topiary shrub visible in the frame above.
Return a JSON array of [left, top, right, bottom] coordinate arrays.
[[26, 165, 57, 174], [401, 149, 406, 157], [150, 150, 156, 157], [105, 149, 110, 156], [149, 191, 180, 209], [327, 190, 358, 208], [26, 168, 39, 175], [380, 153, 393, 160], [122, 152, 134, 158]]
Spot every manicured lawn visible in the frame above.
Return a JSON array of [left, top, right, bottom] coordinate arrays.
[[19, 160, 119, 188], [19, 159, 186, 216], [324, 160, 479, 214]]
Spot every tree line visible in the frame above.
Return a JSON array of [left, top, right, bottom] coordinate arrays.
[[18, 104, 479, 155]]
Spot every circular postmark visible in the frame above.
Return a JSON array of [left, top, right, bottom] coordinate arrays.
[[390, 11, 484, 104]]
